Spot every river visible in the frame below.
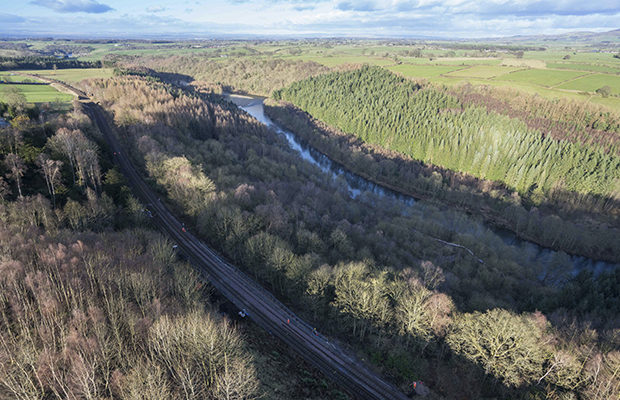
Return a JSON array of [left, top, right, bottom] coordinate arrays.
[[227, 94, 617, 278]]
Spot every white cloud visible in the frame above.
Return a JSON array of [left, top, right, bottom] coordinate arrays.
[[31, 0, 113, 13], [12, 0, 620, 38], [146, 5, 168, 12]]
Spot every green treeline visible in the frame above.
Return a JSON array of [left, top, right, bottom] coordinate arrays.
[[274, 66, 620, 203], [0, 55, 101, 71], [86, 75, 620, 399]]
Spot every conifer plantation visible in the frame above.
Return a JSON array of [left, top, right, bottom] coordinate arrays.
[[269, 66, 620, 261], [274, 66, 620, 201]]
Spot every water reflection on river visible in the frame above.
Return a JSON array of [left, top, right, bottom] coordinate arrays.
[[228, 95, 617, 278]]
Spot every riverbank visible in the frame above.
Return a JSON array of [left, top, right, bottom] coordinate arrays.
[[264, 99, 620, 265]]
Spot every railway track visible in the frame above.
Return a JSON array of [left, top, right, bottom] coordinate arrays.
[[84, 101, 411, 400]]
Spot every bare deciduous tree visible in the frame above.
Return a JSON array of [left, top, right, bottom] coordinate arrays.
[[36, 153, 63, 207], [4, 153, 26, 198]]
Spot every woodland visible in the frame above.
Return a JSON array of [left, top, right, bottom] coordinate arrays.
[[69, 73, 620, 399], [1, 44, 620, 399], [270, 66, 620, 262], [0, 56, 102, 71], [0, 99, 267, 400], [106, 55, 331, 96]]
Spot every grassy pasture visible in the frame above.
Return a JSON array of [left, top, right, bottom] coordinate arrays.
[[425, 73, 620, 113], [0, 73, 21, 82], [0, 83, 74, 103], [496, 68, 590, 87], [400, 58, 503, 66], [387, 64, 466, 77], [590, 95, 620, 109], [446, 66, 523, 79], [16, 68, 114, 83], [556, 74, 620, 94], [547, 62, 620, 75], [500, 58, 547, 68], [524, 51, 620, 64], [432, 76, 579, 96], [281, 55, 396, 67], [78, 46, 220, 61]]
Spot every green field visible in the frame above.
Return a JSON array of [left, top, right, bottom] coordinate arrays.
[[590, 95, 620, 109], [0, 73, 20, 82], [446, 66, 523, 79], [400, 57, 503, 66], [430, 74, 620, 112], [0, 72, 43, 83], [16, 68, 114, 83], [523, 50, 620, 64], [4, 38, 620, 113], [556, 74, 620, 94], [496, 68, 590, 87], [547, 62, 620, 74], [386, 64, 465, 77], [280, 55, 396, 67], [0, 83, 74, 103]]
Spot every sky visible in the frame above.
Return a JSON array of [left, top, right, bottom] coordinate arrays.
[[1, 0, 619, 39]]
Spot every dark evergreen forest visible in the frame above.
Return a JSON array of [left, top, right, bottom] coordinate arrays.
[[274, 66, 620, 202]]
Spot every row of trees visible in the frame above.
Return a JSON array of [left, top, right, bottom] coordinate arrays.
[[0, 56, 101, 71], [89, 74, 620, 399]]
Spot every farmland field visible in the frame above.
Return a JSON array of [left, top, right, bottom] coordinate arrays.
[[591, 95, 620, 109], [16, 68, 114, 83], [0, 83, 74, 102], [495, 68, 590, 87], [77, 46, 221, 61], [431, 73, 620, 112], [386, 64, 466, 77], [523, 51, 620, 64], [547, 62, 620, 74], [0, 73, 21, 82], [281, 55, 396, 67], [400, 58, 503, 66], [556, 74, 620, 94], [445, 66, 523, 79]]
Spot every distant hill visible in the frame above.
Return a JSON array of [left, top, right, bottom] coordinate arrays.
[[489, 28, 620, 46]]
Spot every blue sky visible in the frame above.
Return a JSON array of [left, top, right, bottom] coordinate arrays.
[[1, 0, 619, 38]]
